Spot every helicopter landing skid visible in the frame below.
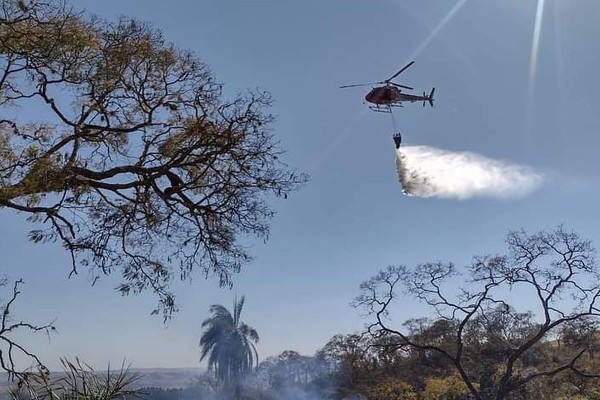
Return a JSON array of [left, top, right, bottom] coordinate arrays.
[[369, 106, 392, 113], [369, 105, 403, 113]]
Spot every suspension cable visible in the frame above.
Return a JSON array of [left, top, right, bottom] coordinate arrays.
[[390, 109, 398, 132]]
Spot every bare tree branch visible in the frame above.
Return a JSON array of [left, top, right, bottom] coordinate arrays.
[[0, 277, 55, 381], [354, 226, 600, 400], [0, 0, 306, 319]]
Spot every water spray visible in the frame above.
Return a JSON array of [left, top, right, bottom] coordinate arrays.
[[396, 145, 543, 199]]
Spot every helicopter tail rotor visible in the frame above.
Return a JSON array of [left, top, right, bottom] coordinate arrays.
[[428, 87, 435, 107], [423, 88, 435, 107]]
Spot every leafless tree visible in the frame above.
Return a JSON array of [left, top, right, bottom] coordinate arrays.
[[354, 226, 600, 400], [0, 0, 306, 319], [1, 277, 54, 381]]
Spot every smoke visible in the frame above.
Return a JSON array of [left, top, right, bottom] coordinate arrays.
[[396, 146, 543, 199]]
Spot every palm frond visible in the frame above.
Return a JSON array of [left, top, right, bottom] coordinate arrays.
[[198, 296, 259, 389]]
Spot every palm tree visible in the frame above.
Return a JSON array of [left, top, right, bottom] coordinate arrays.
[[199, 296, 259, 399]]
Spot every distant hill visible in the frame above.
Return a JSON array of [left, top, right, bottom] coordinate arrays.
[[0, 367, 205, 395], [128, 368, 204, 389]]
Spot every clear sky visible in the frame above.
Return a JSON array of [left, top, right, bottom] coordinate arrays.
[[2, 0, 600, 370]]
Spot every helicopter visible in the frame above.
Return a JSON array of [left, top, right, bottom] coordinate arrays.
[[339, 61, 435, 113]]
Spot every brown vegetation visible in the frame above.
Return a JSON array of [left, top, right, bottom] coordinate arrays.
[[0, 0, 305, 318]]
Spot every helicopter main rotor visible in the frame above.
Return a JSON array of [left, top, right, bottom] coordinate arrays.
[[339, 61, 415, 90], [387, 61, 414, 82]]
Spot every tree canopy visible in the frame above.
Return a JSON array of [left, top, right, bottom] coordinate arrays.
[[354, 226, 600, 400], [0, 0, 305, 318]]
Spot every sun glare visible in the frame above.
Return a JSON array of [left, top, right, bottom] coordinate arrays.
[[526, 0, 546, 132], [405, 0, 469, 62], [529, 0, 546, 83]]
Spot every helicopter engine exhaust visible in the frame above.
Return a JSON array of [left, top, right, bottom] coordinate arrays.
[[395, 145, 542, 199]]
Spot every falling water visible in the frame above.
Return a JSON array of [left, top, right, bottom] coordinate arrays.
[[396, 146, 543, 199]]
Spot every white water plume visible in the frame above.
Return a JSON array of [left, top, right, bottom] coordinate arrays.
[[396, 146, 543, 199]]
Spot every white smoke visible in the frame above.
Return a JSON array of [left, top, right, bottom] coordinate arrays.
[[396, 146, 543, 199]]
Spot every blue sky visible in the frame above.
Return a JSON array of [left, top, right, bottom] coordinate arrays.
[[2, 0, 600, 370]]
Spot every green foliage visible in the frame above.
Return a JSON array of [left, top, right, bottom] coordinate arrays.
[[422, 375, 470, 400], [311, 328, 600, 400], [320, 333, 377, 393], [354, 227, 600, 400], [364, 379, 417, 400]]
